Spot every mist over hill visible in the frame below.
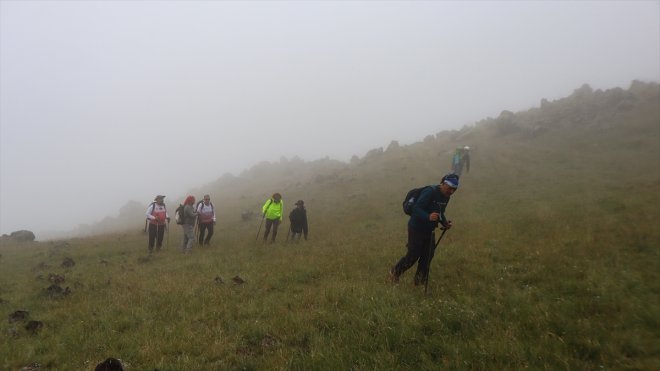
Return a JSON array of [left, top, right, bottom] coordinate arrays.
[[55, 80, 659, 239]]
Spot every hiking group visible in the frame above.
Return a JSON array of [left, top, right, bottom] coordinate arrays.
[[143, 146, 468, 290], [145, 192, 310, 254]]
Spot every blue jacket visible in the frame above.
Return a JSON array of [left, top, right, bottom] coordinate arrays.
[[408, 185, 450, 232]]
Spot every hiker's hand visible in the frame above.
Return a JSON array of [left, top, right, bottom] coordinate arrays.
[[429, 212, 440, 222], [441, 220, 453, 229]]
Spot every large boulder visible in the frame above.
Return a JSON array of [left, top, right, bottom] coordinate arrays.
[[1, 230, 36, 243]]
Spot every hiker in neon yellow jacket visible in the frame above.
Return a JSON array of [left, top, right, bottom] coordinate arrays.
[[262, 193, 284, 243]]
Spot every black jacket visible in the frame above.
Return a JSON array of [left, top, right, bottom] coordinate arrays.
[[289, 207, 308, 234]]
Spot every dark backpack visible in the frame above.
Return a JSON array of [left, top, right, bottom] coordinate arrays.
[[175, 204, 185, 225], [402, 186, 431, 215]]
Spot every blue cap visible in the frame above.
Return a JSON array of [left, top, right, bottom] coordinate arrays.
[[442, 174, 459, 188]]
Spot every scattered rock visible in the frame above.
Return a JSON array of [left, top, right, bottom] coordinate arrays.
[[25, 320, 43, 334], [46, 284, 71, 298], [48, 273, 65, 284], [241, 210, 255, 222], [19, 363, 42, 371], [8, 310, 29, 322], [100, 259, 109, 265], [61, 257, 75, 268], [95, 357, 125, 371], [232, 275, 246, 285], [214, 276, 224, 284]]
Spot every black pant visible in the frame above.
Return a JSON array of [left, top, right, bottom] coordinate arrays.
[[393, 226, 436, 284], [148, 223, 166, 251], [198, 222, 214, 245], [263, 219, 281, 242]]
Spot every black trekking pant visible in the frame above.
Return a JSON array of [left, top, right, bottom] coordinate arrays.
[[198, 222, 214, 245], [263, 219, 281, 242], [148, 223, 166, 251], [392, 226, 436, 284]]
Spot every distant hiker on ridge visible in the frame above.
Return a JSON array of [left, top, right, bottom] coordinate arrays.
[[180, 195, 198, 254], [262, 193, 283, 243], [145, 195, 169, 254], [451, 146, 471, 176], [196, 194, 216, 246], [288, 200, 308, 242], [390, 173, 459, 286]]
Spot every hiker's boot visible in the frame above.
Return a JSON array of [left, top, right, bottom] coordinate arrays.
[[413, 273, 427, 287], [389, 267, 400, 283]]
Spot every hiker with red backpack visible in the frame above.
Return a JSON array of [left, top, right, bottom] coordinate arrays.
[[145, 195, 170, 254], [196, 194, 216, 246], [389, 173, 459, 286]]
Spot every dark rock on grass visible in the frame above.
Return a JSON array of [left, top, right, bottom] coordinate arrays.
[[61, 257, 75, 268], [214, 276, 224, 284], [48, 273, 65, 284], [19, 362, 41, 371], [45, 284, 71, 298], [25, 320, 43, 334], [232, 275, 246, 284], [8, 310, 29, 322], [95, 357, 125, 371]]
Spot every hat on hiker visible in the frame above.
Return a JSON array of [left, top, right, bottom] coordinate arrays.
[[442, 174, 459, 189], [154, 195, 166, 200], [295, 200, 304, 206]]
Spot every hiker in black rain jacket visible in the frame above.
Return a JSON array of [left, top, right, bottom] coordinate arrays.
[[289, 200, 308, 242], [390, 173, 459, 286]]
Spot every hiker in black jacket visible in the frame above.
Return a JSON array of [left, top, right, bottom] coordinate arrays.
[[390, 173, 459, 286], [288, 200, 308, 242]]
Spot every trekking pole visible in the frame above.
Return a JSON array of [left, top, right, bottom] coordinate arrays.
[[255, 213, 265, 241], [166, 220, 170, 249], [426, 227, 448, 295]]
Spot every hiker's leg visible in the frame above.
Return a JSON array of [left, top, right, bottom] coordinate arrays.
[[156, 224, 165, 249], [148, 224, 156, 252], [392, 226, 425, 277], [414, 233, 435, 285], [263, 219, 273, 241], [205, 223, 214, 244], [181, 226, 188, 251], [198, 224, 206, 245], [271, 219, 281, 242], [184, 225, 195, 252]]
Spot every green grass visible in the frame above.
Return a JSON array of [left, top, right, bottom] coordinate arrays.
[[1, 84, 659, 370]]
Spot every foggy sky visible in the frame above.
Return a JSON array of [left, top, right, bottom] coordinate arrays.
[[1, 1, 659, 238]]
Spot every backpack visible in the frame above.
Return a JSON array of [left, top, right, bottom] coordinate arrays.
[[175, 204, 185, 225], [402, 186, 431, 215], [196, 200, 214, 213]]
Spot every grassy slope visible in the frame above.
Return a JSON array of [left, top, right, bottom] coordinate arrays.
[[1, 83, 659, 370]]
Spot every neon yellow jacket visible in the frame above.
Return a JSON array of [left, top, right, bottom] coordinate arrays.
[[262, 198, 283, 221]]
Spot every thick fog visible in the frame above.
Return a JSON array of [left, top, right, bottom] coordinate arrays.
[[1, 1, 658, 238]]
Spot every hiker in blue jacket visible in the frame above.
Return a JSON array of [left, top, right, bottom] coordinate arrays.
[[390, 173, 459, 286]]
